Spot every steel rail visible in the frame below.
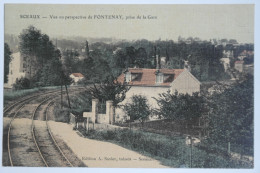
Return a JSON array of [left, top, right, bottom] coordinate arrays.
[[31, 97, 54, 167], [45, 101, 74, 167], [6, 87, 84, 166], [4, 90, 60, 115], [7, 104, 26, 166]]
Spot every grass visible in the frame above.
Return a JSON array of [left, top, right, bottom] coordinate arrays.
[[48, 90, 253, 168], [4, 88, 41, 102], [82, 128, 253, 168], [53, 106, 70, 123], [51, 90, 91, 122], [4, 86, 61, 103], [118, 120, 254, 157]]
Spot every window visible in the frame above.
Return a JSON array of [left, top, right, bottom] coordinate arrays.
[[156, 73, 164, 83], [125, 72, 131, 82]]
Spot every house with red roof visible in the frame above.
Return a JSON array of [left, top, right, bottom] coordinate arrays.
[[70, 73, 84, 85], [234, 61, 244, 72], [116, 68, 201, 121]]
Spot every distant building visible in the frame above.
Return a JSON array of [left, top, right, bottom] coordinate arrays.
[[223, 50, 233, 58], [234, 61, 244, 72], [238, 50, 254, 61], [116, 68, 201, 121], [113, 47, 122, 54], [7, 52, 25, 87], [160, 57, 167, 68], [70, 73, 84, 85], [220, 58, 230, 72]]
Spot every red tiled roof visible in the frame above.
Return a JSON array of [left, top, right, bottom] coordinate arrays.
[[117, 68, 184, 86], [71, 73, 84, 77], [235, 61, 244, 64]]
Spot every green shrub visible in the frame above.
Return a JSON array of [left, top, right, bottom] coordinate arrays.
[[53, 104, 70, 122], [13, 77, 31, 90], [4, 88, 40, 102], [85, 128, 253, 168]]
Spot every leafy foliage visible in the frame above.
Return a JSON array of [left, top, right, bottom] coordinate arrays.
[[208, 74, 253, 154], [85, 128, 252, 168], [87, 39, 230, 81], [62, 50, 80, 74], [4, 43, 12, 83], [19, 26, 59, 69], [13, 77, 31, 90], [36, 58, 72, 86], [85, 75, 130, 107], [123, 95, 151, 125], [18, 26, 71, 88], [154, 91, 206, 124]]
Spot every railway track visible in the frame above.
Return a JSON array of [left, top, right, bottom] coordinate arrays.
[[4, 89, 60, 116], [7, 104, 26, 166], [6, 93, 60, 166], [3, 86, 85, 115], [45, 101, 74, 167], [31, 97, 74, 167], [4, 88, 86, 167]]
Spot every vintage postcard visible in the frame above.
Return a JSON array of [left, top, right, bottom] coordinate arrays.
[[1, 2, 256, 171]]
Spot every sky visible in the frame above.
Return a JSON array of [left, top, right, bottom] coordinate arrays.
[[4, 4, 254, 43]]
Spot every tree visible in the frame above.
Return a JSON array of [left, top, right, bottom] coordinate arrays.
[[135, 47, 148, 68], [123, 95, 151, 127], [13, 77, 30, 90], [80, 48, 113, 84], [208, 74, 253, 154], [229, 39, 238, 44], [17, 26, 68, 87], [4, 43, 12, 83], [38, 58, 68, 86], [85, 75, 130, 108], [63, 50, 80, 74], [125, 46, 136, 67], [154, 91, 205, 125], [19, 26, 59, 79]]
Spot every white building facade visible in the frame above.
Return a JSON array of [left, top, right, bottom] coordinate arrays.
[[7, 52, 25, 88], [115, 68, 201, 122], [70, 73, 84, 85]]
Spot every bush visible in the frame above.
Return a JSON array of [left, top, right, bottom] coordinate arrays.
[[13, 77, 31, 90], [53, 104, 70, 122], [123, 95, 151, 127], [86, 128, 253, 168], [154, 91, 206, 124], [4, 88, 39, 103], [208, 74, 253, 156]]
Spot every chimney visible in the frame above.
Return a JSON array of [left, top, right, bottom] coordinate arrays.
[[184, 60, 191, 72], [153, 46, 157, 68], [156, 55, 159, 69], [166, 49, 169, 63], [156, 48, 161, 69]]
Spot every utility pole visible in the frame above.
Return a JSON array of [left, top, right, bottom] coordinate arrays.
[[187, 135, 193, 168], [65, 84, 71, 109], [190, 138, 193, 168], [60, 78, 63, 108]]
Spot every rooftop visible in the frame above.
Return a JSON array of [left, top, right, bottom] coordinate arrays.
[[71, 73, 84, 77], [235, 61, 244, 64], [117, 68, 184, 86]]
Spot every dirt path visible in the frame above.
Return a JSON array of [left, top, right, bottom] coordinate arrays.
[[48, 121, 168, 168]]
